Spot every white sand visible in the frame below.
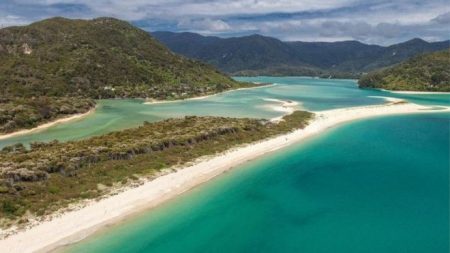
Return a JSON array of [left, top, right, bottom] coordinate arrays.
[[144, 83, 275, 105], [144, 94, 212, 105], [0, 109, 95, 141], [0, 101, 448, 253], [389, 91, 450, 95], [379, 89, 450, 95], [262, 98, 300, 122]]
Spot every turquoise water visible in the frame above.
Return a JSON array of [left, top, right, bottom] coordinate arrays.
[[65, 112, 449, 253], [1, 77, 387, 148], [1, 77, 448, 148], [1, 76, 447, 252]]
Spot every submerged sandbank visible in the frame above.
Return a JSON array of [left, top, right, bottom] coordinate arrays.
[[262, 98, 301, 122], [0, 101, 448, 253]]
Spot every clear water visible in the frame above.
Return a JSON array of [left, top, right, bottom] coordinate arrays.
[[1, 77, 448, 252], [64, 112, 449, 253], [1, 77, 448, 148]]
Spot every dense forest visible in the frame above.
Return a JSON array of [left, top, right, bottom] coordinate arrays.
[[0, 97, 94, 134], [0, 17, 250, 133], [358, 49, 450, 91], [0, 111, 313, 228], [0, 17, 245, 99], [152, 32, 449, 76]]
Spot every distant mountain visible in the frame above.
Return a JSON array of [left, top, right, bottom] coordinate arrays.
[[0, 18, 243, 100], [153, 32, 309, 73], [286, 40, 384, 72], [358, 49, 450, 91], [152, 31, 449, 76], [361, 38, 450, 71]]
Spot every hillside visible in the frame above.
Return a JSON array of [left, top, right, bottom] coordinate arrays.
[[0, 17, 244, 99], [0, 17, 248, 134], [358, 50, 450, 91], [152, 31, 449, 76], [0, 97, 94, 134]]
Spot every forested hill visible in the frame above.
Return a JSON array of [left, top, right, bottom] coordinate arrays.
[[0, 17, 244, 99], [358, 49, 450, 91], [0, 17, 248, 134], [152, 31, 449, 76]]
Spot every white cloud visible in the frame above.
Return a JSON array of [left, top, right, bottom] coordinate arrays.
[[1, 0, 449, 44], [0, 14, 30, 27], [14, 0, 356, 18], [178, 18, 231, 32]]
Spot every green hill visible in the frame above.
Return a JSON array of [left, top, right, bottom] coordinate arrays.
[[0, 17, 243, 99], [152, 31, 449, 76], [358, 50, 450, 91], [0, 17, 248, 134]]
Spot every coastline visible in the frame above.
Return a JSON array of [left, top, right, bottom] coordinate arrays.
[[388, 90, 450, 94], [0, 102, 448, 253], [144, 83, 275, 105], [378, 88, 450, 95], [0, 108, 96, 141], [262, 98, 301, 122]]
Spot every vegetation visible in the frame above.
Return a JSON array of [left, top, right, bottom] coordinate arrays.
[[0, 97, 94, 134], [234, 66, 359, 79], [0, 111, 313, 226], [0, 17, 247, 99], [358, 50, 450, 91], [0, 17, 252, 133], [152, 31, 449, 76]]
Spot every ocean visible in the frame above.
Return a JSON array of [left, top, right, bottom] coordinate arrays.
[[1, 77, 448, 252], [64, 112, 449, 253]]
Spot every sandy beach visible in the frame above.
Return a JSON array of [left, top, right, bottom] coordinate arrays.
[[389, 91, 450, 94], [380, 89, 450, 95], [0, 109, 95, 141], [144, 94, 212, 105], [144, 83, 275, 105], [0, 100, 448, 253], [262, 98, 301, 122]]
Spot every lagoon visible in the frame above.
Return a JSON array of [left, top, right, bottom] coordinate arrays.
[[3, 77, 448, 149]]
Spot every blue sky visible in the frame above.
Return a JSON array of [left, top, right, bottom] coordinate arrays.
[[1, 0, 449, 45]]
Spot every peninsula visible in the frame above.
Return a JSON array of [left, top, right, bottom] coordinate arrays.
[[0, 99, 447, 253]]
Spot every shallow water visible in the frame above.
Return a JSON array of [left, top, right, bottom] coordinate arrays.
[[5, 76, 447, 148], [64, 112, 449, 253], [2, 76, 447, 252]]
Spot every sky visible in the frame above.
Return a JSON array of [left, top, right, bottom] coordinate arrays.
[[0, 0, 449, 45]]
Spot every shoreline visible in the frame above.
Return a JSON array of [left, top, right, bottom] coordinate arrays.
[[388, 90, 450, 94], [144, 83, 275, 105], [0, 108, 96, 141], [262, 98, 301, 122], [0, 102, 449, 253], [377, 88, 450, 95]]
